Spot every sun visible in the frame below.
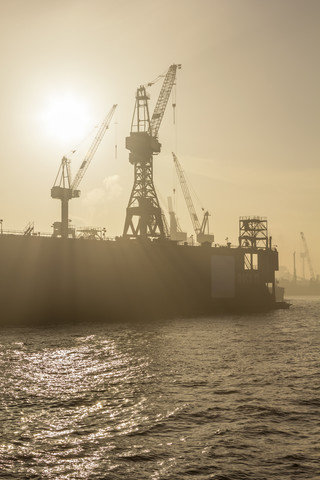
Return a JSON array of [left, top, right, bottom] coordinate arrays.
[[42, 93, 92, 145]]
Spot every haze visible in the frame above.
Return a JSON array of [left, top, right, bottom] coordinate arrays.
[[0, 0, 319, 277]]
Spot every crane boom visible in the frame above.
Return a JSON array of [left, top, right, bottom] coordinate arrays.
[[150, 64, 181, 138], [71, 104, 117, 190], [172, 152, 201, 233]]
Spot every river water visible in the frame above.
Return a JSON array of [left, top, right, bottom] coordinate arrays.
[[0, 297, 319, 479]]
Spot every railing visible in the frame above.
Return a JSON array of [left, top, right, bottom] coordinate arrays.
[[239, 216, 267, 221], [0, 229, 115, 241], [0, 229, 52, 237]]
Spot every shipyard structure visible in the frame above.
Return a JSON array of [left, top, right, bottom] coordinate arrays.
[[0, 65, 288, 326]]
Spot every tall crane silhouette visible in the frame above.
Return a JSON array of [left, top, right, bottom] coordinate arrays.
[[51, 104, 117, 238], [300, 232, 315, 280], [172, 152, 214, 245], [123, 64, 181, 238]]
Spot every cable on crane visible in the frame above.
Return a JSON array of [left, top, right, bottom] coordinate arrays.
[[172, 81, 177, 125], [146, 68, 168, 87], [66, 123, 100, 159], [114, 116, 118, 160]]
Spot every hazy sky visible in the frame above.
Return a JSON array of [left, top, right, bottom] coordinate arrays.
[[0, 0, 319, 277]]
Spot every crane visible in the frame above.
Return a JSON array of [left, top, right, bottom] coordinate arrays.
[[300, 232, 315, 280], [172, 152, 214, 245], [123, 64, 181, 238], [51, 104, 117, 239]]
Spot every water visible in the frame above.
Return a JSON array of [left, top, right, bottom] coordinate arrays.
[[1, 297, 319, 480]]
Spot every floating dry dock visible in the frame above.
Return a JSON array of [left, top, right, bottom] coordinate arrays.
[[0, 217, 288, 326]]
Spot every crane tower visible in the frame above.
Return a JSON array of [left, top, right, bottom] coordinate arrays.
[[123, 64, 181, 238]]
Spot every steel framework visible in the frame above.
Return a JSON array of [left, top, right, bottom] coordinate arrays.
[[239, 216, 269, 249], [123, 65, 180, 238]]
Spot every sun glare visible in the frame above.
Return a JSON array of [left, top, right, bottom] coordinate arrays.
[[42, 94, 92, 145]]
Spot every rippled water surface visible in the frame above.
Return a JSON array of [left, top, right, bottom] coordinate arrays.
[[1, 297, 319, 479]]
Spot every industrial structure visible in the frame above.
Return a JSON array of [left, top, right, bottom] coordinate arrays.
[[277, 232, 319, 295], [239, 216, 269, 249], [123, 64, 181, 238], [300, 231, 315, 280], [51, 104, 117, 238], [172, 152, 214, 245], [167, 196, 187, 242]]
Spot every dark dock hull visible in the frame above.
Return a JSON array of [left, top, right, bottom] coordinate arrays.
[[0, 235, 287, 326]]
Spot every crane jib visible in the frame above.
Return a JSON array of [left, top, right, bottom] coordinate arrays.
[[150, 64, 180, 138], [71, 104, 117, 190]]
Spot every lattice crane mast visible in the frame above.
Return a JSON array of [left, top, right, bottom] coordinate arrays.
[[300, 232, 315, 280], [51, 104, 117, 239], [172, 152, 214, 245], [123, 64, 181, 238]]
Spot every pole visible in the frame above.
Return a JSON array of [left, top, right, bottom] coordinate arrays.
[[61, 197, 69, 239]]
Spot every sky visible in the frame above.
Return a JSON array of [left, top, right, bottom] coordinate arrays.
[[0, 0, 319, 278]]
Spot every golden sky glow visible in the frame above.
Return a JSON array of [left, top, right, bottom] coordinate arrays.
[[40, 93, 93, 145], [0, 0, 319, 276]]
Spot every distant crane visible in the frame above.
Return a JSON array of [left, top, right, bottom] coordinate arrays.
[[51, 104, 117, 239], [300, 232, 315, 280], [123, 64, 181, 238], [167, 196, 187, 242], [172, 152, 214, 245]]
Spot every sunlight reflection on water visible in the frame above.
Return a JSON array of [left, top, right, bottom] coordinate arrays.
[[1, 298, 320, 479]]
